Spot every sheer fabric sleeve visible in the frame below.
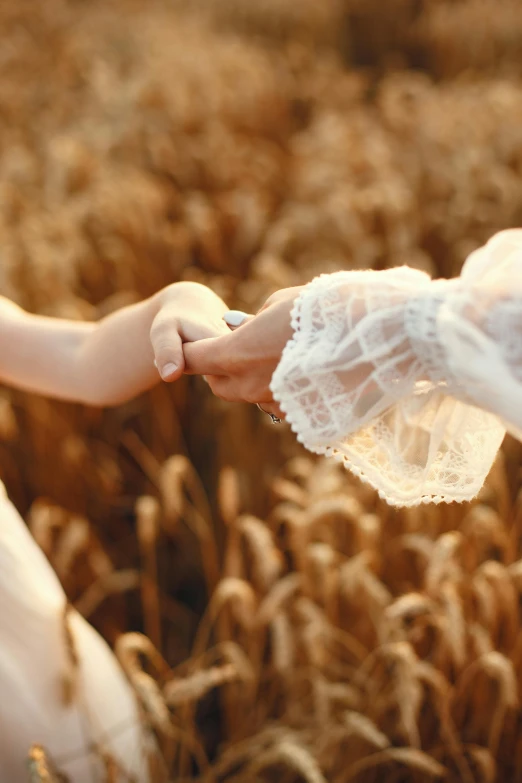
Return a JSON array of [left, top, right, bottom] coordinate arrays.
[[270, 229, 522, 506]]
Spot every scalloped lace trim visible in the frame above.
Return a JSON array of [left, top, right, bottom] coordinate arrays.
[[271, 269, 507, 507]]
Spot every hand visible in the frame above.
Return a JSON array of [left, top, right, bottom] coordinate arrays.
[[150, 282, 230, 381], [183, 286, 304, 416]]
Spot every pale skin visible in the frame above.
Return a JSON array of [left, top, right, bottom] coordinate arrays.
[[0, 282, 230, 406], [181, 281, 430, 419], [180, 278, 448, 419], [183, 286, 305, 419]]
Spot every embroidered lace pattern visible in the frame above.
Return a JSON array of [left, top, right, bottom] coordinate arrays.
[[271, 230, 522, 506]]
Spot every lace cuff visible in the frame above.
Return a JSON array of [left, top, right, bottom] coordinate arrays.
[[270, 267, 506, 506]]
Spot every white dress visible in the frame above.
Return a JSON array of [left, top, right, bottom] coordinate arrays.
[[271, 229, 522, 506], [0, 481, 149, 782]]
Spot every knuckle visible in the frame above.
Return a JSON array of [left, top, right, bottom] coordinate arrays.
[[242, 379, 264, 404], [210, 384, 230, 401], [153, 339, 179, 358], [151, 307, 178, 334], [170, 281, 210, 302], [207, 376, 236, 401], [149, 320, 165, 344], [257, 299, 273, 315], [150, 320, 179, 350], [262, 288, 287, 310]]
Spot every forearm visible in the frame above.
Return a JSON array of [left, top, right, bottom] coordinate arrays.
[[72, 293, 163, 405], [0, 293, 163, 406]]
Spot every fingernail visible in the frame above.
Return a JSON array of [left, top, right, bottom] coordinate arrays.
[[223, 310, 249, 328], [160, 362, 178, 379]]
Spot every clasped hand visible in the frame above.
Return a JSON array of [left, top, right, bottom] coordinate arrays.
[[151, 283, 303, 420], [189, 286, 303, 419]]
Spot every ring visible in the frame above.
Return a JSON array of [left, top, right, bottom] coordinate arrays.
[[257, 403, 282, 424]]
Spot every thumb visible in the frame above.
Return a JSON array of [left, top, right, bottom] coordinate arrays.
[[150, 316, 185, 382]]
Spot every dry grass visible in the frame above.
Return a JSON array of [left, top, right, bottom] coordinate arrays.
[[0, 0, 521, 780]]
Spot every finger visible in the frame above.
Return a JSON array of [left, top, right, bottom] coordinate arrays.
[[204, 375, 244, 402], [183, 337, 227, 376], [223, 311, 254, 331], [150, 315, 185, 382]]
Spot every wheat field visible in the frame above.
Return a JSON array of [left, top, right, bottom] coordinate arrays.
[[2, 0, 522, 781]]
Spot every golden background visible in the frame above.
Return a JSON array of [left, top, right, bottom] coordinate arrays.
[[2, 0, 522, 780]]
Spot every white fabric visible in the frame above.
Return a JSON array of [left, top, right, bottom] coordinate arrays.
[[271, 229, 522, 506], [0, 480, 149, 782]]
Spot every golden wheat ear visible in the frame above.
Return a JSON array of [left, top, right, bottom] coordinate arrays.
[[27, 745, 69, 783]]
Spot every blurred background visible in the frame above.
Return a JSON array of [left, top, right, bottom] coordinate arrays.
[[2, 0, 522, 780]]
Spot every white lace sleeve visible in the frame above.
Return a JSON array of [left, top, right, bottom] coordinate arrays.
[[270, 229, 522, 506]]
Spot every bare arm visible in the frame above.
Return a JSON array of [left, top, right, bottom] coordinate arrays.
[[0, 282, 229, 406]]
